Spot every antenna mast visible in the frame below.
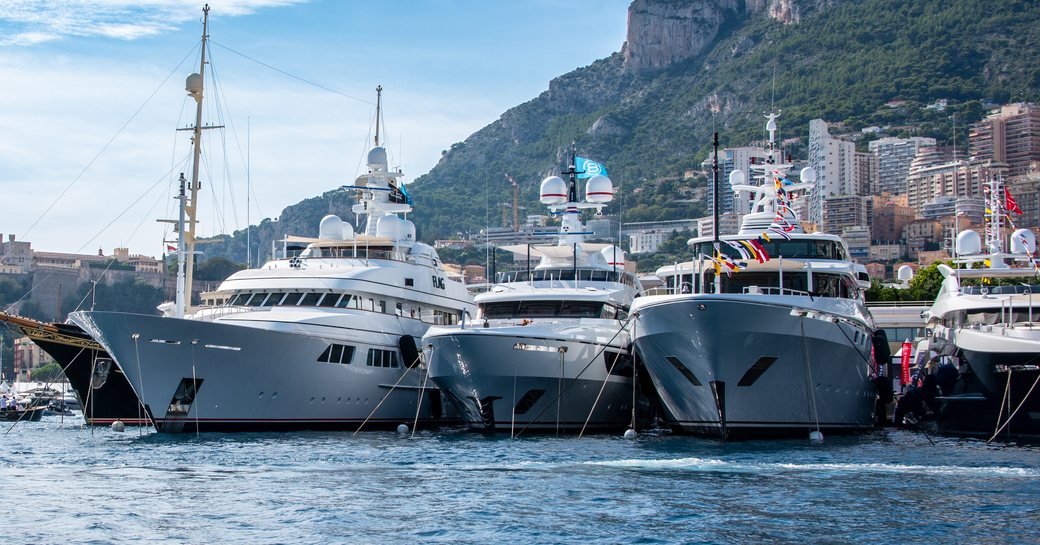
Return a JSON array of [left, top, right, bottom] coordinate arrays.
[[374, 85, 382, 147]]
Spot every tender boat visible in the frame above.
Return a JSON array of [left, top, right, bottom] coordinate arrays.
[[71, 88, 476, 432], [424, 153, 646, 434], [629, 114, 879, 439]]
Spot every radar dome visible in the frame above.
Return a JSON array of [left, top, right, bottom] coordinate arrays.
[[897, 265, 914, 283], [185, 73, 202, 95], [540, 176, 567, 205], [376, 213, 405, 240], [367, 146, 388, 169], [799, 167, 817, 183], [401, 219, 416, 243], [728, 169, 746, 188], [600, 246, 625, 268], [956, 229, 982, 256], [584, 175, 613, 203], [1011, 228, 1037, 255], [341, 221, 355, 240], [319, 215, 344, 240]]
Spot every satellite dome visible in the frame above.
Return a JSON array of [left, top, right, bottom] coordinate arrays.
[[585, 175, 613, 203], [956, 229, 982, 256], [600, 246, 625, 268], [318, 215, 344, 240], [799, 167, 817, 183], [728, 169, 746, 189], [367, 146, 388, 170], [341, 221, 355, 240], [897, 265, 914, 283], [1011, 228, 1037, 255], [401, 219, 416, 242], [185, 73, 202, 95], [376, 213, 404, 240], [540, 176, 567, 205]]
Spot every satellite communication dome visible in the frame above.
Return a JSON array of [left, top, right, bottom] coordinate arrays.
[[1011, 228, 1037, 255], [897, 265, 914, 283], [600, 246, 625, 267], [728, 169, 746, 189], [318, 215, 344, 240], [376, 213, 405, 240], [341, 221, 355, 240], [540, 176, 567, 205], [799, 167, 817, 183], [367, 146, 388, 169], [584, 175, 613, 203], [185, 73, 202, 95], [956, 229, 982, 256], [401, 219, 416, 242]]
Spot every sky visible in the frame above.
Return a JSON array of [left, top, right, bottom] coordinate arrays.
[[0, 0, 630, 256]]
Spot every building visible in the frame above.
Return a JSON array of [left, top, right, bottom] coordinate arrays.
[[1007, 171, 1040, 229], [12, 336, 56, 382], [704, 146, 770, 215], [871, 196, 915, 242], [869, 242, 905, 262], [869, 136, 937, 195], [902, 219, 942, 260], [841, 226, 870, 262], [823, 195, 872, 239], [970, 103, 1040, 177], [620, 219, 700, 237], [854, 151, 877, 196], [807, 119, 857, 225], [919, 196, 985, 225], [697, 213, 742, 239], [865, 262, 887, 281], [629, 230, 669, 254], [0, 234, 33, 274]]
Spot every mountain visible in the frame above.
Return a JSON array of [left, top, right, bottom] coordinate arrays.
[[202, 0, 1040, 264]]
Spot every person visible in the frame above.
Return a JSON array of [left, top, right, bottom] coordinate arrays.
[[1, 396, 7, 410]]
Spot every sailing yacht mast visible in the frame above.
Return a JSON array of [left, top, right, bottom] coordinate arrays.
[[184, 4, 210, 313]]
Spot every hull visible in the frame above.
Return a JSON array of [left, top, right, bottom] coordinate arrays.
[[936, 328, 1040, 439], [27, 325, 150, 426], [0, 406, 46, 422], [72, 311, 456, 433], [632, 295, 876, 438], [425, 323, 635, 433]]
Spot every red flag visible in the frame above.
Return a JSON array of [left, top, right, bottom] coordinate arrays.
[[167, 245, 177, 252], [1005, 188, 1023, 215], [900, 340, 912, 386]]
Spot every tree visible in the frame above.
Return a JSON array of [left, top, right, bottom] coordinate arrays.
[[31, 362, 65, 382]]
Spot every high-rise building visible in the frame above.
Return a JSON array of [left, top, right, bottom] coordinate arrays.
[[854, 151, 876, 196], [869, 136, 937, 195], [807, 119, 856, 226], [872, 196, 915, 242], [1007, 172, 1040, 229], [704, 146, 770, 215], [823, 195, 872, 238], [970, 103, 1040, 178]]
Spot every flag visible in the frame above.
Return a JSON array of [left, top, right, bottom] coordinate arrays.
[[575, 157, 608, 179], [900, 340, 912, 386], [1006, 188, 1023, 214], [505, 173, 517, 187], [167, 245, 177, 252]]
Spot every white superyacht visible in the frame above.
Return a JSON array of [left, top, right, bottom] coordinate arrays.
[[71, 89, 475, 432], [920, 169, 1040, 439], [424, 156, 644, 434], [630, 115, 878, 439]]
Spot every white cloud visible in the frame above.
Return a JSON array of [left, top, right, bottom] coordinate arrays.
[[0, 0, 307, 46]]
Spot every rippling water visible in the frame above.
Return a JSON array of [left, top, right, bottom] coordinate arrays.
[[2, 416, 1037, 544]]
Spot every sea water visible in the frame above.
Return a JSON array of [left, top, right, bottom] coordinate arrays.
[[1, 417, 1037, 544]]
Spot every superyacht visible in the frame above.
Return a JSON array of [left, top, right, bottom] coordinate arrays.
[[424, 154, 644, 434], [72, 88, 475, 432], [629, 114, 878, 439]]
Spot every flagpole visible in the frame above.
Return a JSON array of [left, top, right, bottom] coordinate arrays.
[[713, 131, 721, 295]]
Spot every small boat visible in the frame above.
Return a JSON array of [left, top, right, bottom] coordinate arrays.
[[629, 113, 880, 439], [0, 399, 46, 422], [424, 152, 648, 434]]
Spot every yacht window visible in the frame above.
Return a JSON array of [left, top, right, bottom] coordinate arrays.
[[228, 293, 247, 306], [379, 300, 387, 313], [246, 293, 268, 306], [317, 343, 356, 364], [366, 348, 399, 368], [602, 305, 617, 320], [318, 294, 341, 308], [279, 292, 304, 306], [262, 293, 283, 307], [517, 301, 559, 317], [300, 293, 322, 306], [558, 301, 603, 318], [336, 295, 354, 309], [396, 302, 404, 316]]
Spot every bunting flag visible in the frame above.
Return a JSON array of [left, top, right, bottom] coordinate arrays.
[[748, 239, 771, 261], [738, 239, 766, 263], [167, 245, 177, 252], [725, 240, 752, 261], [1006, 188, 1024, 215]]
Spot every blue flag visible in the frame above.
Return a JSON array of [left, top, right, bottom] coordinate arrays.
[[575, 156, 608, 179]]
